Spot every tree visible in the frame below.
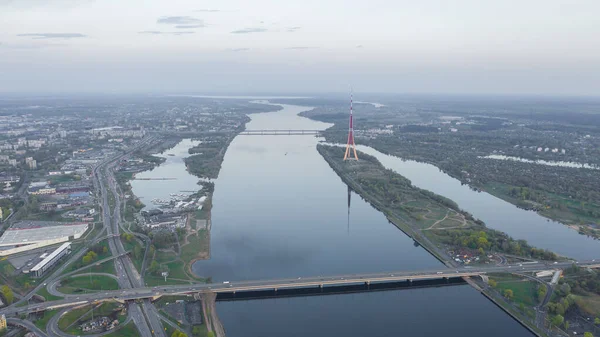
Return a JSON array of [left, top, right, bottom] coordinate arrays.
[[103, 246, 108, 254], [488, 279, 497, 288], [148, 261, 160, 275], [171, 331, 187, 337], [503, 289, 514, 300], [1, 285, 14, 305], [594, 317, 600, 325], [583, 333, 593, 337], [537, 284, 547, 301], [551, 315, 564, 328]]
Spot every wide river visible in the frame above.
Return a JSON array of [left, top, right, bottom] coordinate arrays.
[[132, 101, 599, 336]]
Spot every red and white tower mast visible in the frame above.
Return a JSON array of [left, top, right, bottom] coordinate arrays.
[[343, 89, 359, 161]]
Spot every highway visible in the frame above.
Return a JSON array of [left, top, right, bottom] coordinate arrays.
[[5, 260, 599, 317], [93, 136, 164, 337]]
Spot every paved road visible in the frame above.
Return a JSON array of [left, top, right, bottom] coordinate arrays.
[[6, 260, 599, 316], [7, 317, 49, 337], [47, 273, 120, 298]]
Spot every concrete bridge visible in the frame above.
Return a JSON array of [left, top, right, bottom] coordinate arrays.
[[240, 129, 322, 135], [6, 260, 599, 316]]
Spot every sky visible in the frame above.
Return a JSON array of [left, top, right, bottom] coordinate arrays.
[[1, 0, 599, 95]]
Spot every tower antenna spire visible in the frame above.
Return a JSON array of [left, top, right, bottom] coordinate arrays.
[[343, 86, 359, 161]]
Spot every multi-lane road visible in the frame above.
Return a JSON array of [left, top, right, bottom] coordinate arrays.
[[5, 260, 599, 317], [94, 136, 165, 337]]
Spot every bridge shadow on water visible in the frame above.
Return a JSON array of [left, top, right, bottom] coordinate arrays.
[[216, 277, 467, 302]]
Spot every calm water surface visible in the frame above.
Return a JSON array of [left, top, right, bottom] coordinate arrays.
[[355, 145, 600, 260], [191, 103, 532, 337], [130, 139, 202, 210]]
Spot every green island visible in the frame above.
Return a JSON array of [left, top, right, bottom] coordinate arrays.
[[303, 102, 600, 240], [317, 144, 557, 262], [317, 144, 600, 336]]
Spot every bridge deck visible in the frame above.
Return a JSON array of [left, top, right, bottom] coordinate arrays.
[[6, 261, 599, 316]]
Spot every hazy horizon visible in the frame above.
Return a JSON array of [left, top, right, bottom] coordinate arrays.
[[1, 0, 599, 96]]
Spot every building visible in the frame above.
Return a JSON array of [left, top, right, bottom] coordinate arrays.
[[0, 314, 6, 330], [30, 242, 71, 277], [0, 221, 88, 256], [29, 187, 56, 195]]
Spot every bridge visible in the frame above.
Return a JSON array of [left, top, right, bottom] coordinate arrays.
[[5, 259, 599, 316], [240, 129, 322, 135]]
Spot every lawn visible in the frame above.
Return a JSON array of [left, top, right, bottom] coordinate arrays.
[[155, 251, 177, 264], [36, 287, 63, 301], [34, 309, 59, 330], [490, 273, 539, 307], [57, 274, 119, 294]]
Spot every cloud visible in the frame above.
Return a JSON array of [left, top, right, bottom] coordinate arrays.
[[356, 45, 364, 48], [286, 26, 301, 32], [157, 16, 204, 28], [195, 9, 221, 12], [138, 31, 195, 36], [285, 46, 319, 50], [231, 27, 268, 34], [175, 24, 204, 29], [17, 33, 87, 39], [0, 42, 68, 49], [227, 48, 250, 52]]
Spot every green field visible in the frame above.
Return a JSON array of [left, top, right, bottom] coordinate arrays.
[[57, 274, 119, 294], [36, 287, 63, 301], [34, 309, 59, 330], [571, 293, 600, 316], [489, 273, 539, 307]]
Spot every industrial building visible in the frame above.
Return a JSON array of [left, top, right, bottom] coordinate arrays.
[[0, 221, 88, 256], [30, 242, 71, 277]]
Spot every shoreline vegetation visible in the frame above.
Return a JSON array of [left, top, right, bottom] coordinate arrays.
[[317, 144, 600, 337], [317, 144, 558, 263], [117, 132, 240, 285], [301, 106, 600, 240]]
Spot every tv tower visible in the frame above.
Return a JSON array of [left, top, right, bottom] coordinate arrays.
[[343, 88, 359, 161]]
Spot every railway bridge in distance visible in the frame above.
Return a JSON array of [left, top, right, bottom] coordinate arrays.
[[239, 129, 322, 135]]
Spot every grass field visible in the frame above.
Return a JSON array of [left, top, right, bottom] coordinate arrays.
[[36, 287, 63, 301], [34, 309, 59, 330], [57, 274, 119, 294], [489, 273, 539, 307], [571, 293, 600, 316]]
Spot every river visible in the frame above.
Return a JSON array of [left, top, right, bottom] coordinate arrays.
[[184, 102, 534, 337], [129, 139, 203, 211], [128, 101, 550, 336], [354, 146, 600, 260]]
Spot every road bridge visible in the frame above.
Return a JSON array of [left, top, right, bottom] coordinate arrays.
[[6, 260, 599, 316], [240, 129, 322, 135]]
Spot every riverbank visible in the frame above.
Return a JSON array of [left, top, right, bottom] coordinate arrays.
[[317, 144, 565, 336], [318, 144, 558, 263]]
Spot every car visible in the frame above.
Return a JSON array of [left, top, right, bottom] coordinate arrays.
[[436, 272, 443, 274]]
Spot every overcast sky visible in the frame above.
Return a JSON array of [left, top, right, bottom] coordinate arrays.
[[1, 0, 599, 95]]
